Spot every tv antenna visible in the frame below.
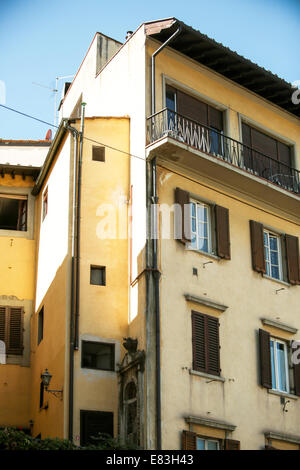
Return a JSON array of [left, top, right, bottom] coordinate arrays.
[[33, 74, 74, 128]]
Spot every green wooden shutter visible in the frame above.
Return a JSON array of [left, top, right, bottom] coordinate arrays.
[[250, 221, 266, 273], [215, 205, 231, 259], [285, 234, 300, 285], [182, 430, 197, 450], [259, 329, 272, 389]]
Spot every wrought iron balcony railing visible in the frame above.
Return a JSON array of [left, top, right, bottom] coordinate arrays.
[[147, 108, 300, 195]]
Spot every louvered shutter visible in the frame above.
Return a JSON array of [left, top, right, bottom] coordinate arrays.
[[174, 188, 191, 243], [192, 312, 206, 372], [7, 307, 23, 355], [250, 220, 266, 273], [192, 312, 220, 376], [208, 106, 223, 131], [285, 234, 300, 285], [293, 343, 300, 396], [215, 205, 230, 259], [259, 329, 272, 389], [182, 430, 196, 450], [0, 307, 6, 346], [177, 90, 208, 125], [224, 439, 240, 450]]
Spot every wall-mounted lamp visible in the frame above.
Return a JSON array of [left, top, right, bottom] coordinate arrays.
[[41, 369, 63, 399]]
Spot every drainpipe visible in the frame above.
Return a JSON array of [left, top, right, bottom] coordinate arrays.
[[151, 26, 181, 116], [74, 102, 86, 350], [67, 102, 86, 441], [149, 26, 181, 451]]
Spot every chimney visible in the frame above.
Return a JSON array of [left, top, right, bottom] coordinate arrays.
[[126, 31, 133, 40], [96, 34, 122, 75]]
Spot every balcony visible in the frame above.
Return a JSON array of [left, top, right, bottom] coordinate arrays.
[[146, 108, 300, 196]]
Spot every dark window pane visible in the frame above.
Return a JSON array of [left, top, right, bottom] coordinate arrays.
[[92, 146, 105, 162], [90, 266, 106, 285], [82, 341, 114, 371], [0, 197, 27, 231]]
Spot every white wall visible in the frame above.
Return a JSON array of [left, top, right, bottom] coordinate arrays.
[[0, 145, 50, 167]]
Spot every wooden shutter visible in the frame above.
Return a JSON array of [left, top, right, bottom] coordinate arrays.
[[177, 90, 208, 125], [7, 307, 24, 355], [192, 312, 206, 372], [285, 234, 300, 285], [174, 188, 191, 243], [265, 445, 277, 450], [208, 105, 223, 131], [215, 205, 230, 259], [293, 349, 300, 396], [259, 329, 272, 389], [250, 220, 266, 273], [192, 311, 220, 376], [0, 307, 6, 345], [182, 430, 196, 450], [224, 439, 240, 450]]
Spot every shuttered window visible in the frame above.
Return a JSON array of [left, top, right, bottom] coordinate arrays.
[[80, 410, 113, 446], [250, 220, 300, 284], [0, 306, 24, 355], [242, 123, 291, 169], [192, 311, 220, 376], [259, 329, 300, 396], [175, 189, 230, 259], [182, 431, 240, 450], [167, 86, 223, 131]]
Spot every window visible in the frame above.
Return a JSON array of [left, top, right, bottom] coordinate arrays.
[[250, 221, 300, 285], [0, 306, 24, 355], [191, 311, 220, 376], [92, 146, 105, 162], [242, 122, 292, 181], [270, 338, 289, 393], [259, 329, 300, 396], [174, 188, 231, 260], [81, 341, 115, 371], [37, 307, 44, 345], [80, 410, 113, 446], [0, 194, 27, 231], [190, 200, 211, 253], [42, 187, 48, 221], [165, 85, 224, 155], [182, 431, 240, 450], [196, 437, 220, 450], [264, 231, 282, 281], [90, 265, 106, 286]]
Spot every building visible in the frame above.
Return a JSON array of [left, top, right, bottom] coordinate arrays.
[[0, 18, 300, 450]]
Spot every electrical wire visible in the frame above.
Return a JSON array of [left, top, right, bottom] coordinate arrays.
[[0, 103, 146, 162]]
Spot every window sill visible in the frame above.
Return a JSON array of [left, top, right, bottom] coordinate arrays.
[[268, 389, 298, 401], [185, 247, 220, 262], [189, 369, 225, 382], [262, 274, 290, 288]]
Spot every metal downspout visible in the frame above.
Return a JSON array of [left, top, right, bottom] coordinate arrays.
[[67, 101, 86, 441], [150, 25, 181, 451]]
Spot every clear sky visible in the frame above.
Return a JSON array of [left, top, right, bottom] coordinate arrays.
[[0, 0, 299, 140]]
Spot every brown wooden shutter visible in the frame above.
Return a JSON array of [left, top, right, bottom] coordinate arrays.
[[285, 234, 300, 285], [182, 430, 196, 450], [7, 307, 23, 355], [177, 90, 208, 125], [192, 311, 220, 376], [174, 188, 191, 243], [192, 312, 206, 372], [250, 220, 266, 273], [224, 439, 240, 450], [0, 307, 6, 345], [265, 445, 277, 450], [215, 205, 230, 260], [206, 315, 220, 376], [259, 329, 272, 389], [208, 105, 223, 131], [293, 353, 300, 397]]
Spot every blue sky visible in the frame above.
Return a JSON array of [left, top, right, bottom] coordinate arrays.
[[0, 0, 299, 140]]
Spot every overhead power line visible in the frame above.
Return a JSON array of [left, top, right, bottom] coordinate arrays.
[[0, 104, 146, 162]]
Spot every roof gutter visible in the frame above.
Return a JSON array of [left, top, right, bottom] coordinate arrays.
[[31, 119, 69, 196]]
